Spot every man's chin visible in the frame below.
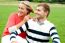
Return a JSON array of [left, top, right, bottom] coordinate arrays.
[[34, 15, 40, 19]]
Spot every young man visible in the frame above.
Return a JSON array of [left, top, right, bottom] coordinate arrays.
[[1, 1, 33, 43], [9, 3, 60, 43]]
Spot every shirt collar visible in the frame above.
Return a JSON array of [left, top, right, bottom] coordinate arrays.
[[37, 19, 48, 25], [43, 19, 48, 24]]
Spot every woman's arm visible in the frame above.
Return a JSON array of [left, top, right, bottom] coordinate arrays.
[[9, 15, 31, 43], [3, 13, 16, 36], [8, 15, 31, 33], [16, 15, 31, 29]]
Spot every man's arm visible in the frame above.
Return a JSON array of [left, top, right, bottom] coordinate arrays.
[[9, 23, 27, 43], [9, 27, 23, 43], [10, 31, 18, 43], [49, 27, 60, 43]]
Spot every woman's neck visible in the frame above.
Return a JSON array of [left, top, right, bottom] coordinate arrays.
[[18, 13, 26, 19]]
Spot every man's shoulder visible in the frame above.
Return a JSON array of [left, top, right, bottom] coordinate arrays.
[[46, 21, 55, 27], [27, 19, 33, 22], [27, 19, 36, 25]]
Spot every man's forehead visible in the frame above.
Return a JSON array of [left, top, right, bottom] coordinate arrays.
[[36, 6, 44, 10]]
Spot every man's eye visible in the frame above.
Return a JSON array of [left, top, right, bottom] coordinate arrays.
[[37, 9, 40, 11], [18, 7, 20, 9]]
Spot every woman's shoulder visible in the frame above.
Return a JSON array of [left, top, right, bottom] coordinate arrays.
[[9, 12, 18, 17]]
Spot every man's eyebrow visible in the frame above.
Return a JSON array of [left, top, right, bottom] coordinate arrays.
[[36, 9, 40, 11]]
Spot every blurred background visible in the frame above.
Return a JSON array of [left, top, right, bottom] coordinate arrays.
[[0, 0, 65, 43], [0, 0, 65, 3]]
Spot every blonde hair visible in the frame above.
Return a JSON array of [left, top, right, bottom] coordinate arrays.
[[19, 1, 33, 14]]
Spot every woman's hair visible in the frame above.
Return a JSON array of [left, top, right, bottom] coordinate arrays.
[[38, 3, 50, 17], [20, 1, 33, 14]]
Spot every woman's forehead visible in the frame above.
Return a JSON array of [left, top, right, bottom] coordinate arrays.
[[18, 3, 27, 8], [19, 1, 30, 6]]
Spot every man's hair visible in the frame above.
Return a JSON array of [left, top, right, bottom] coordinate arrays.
[[38, 3, 50, 17], [19, 1, 33, 14]]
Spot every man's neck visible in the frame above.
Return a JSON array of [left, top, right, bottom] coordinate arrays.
[[37, 17, 47, 23]]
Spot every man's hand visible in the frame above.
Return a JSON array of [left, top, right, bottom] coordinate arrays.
[[11, 41, 18, 43], [8, 26, 17, 33]]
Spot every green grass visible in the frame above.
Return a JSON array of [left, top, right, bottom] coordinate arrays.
[[48, 7, 65, 43], [0, 0, 16, 2], [0, 5, 18, 43], [0, 2, 65, 43]]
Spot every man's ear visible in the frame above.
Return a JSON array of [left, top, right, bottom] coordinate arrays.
[[45, 11, 48, 17]]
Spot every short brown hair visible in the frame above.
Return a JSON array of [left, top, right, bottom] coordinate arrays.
[[38, 3, 50, 17]]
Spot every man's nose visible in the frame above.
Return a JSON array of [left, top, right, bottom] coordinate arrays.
[[34, 11, 38, 14], [19, 8, 21, 11]]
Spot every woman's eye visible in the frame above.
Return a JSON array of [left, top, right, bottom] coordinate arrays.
[[18, 7, 24, 10], [21, 8, 23, 9]]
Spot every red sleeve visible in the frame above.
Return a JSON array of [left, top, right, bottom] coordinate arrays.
[[3, 13, 16, 36]]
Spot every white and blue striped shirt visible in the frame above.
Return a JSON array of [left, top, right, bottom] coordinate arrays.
[[10, 19, 60, 43]]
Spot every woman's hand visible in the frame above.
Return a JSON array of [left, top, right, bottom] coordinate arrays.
[[24, 15, 31, 21], [16, 15, 31, 29]]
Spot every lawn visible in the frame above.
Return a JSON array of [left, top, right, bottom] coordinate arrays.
[[0, 1, 65, 43]]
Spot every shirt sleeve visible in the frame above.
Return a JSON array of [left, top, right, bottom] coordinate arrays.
[[16, 24, 27, 34], [9, 21, 29, 41], [16, 22, 28, 34], [3, 13, 16, 36], [10, 31, 17, 42], [9, 24, 27, 41], [49, 27, 61, 43], [5, 13, 16, 28]]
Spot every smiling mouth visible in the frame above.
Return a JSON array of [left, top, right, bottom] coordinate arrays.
[[19, 11, 23, 14], [18, 12, 23, 15], [36, 13, 41, 16]]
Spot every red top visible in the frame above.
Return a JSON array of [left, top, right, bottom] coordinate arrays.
[[3, 12, 26, 39]]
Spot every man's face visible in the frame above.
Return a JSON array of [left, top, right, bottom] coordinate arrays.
[[34, 6, 47, 18], [18, 4, 28, 16]]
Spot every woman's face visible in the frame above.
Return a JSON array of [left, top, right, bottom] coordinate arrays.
[[18, 4, 28, 16]]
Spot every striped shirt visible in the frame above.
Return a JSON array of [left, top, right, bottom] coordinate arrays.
[[10, 19, 60, 43]]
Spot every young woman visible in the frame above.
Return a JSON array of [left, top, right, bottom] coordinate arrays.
[[2, 1, 33, 43], [9, 3, 60, 43]]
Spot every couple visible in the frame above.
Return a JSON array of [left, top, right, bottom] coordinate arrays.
[[2, 1, 60, 43]]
